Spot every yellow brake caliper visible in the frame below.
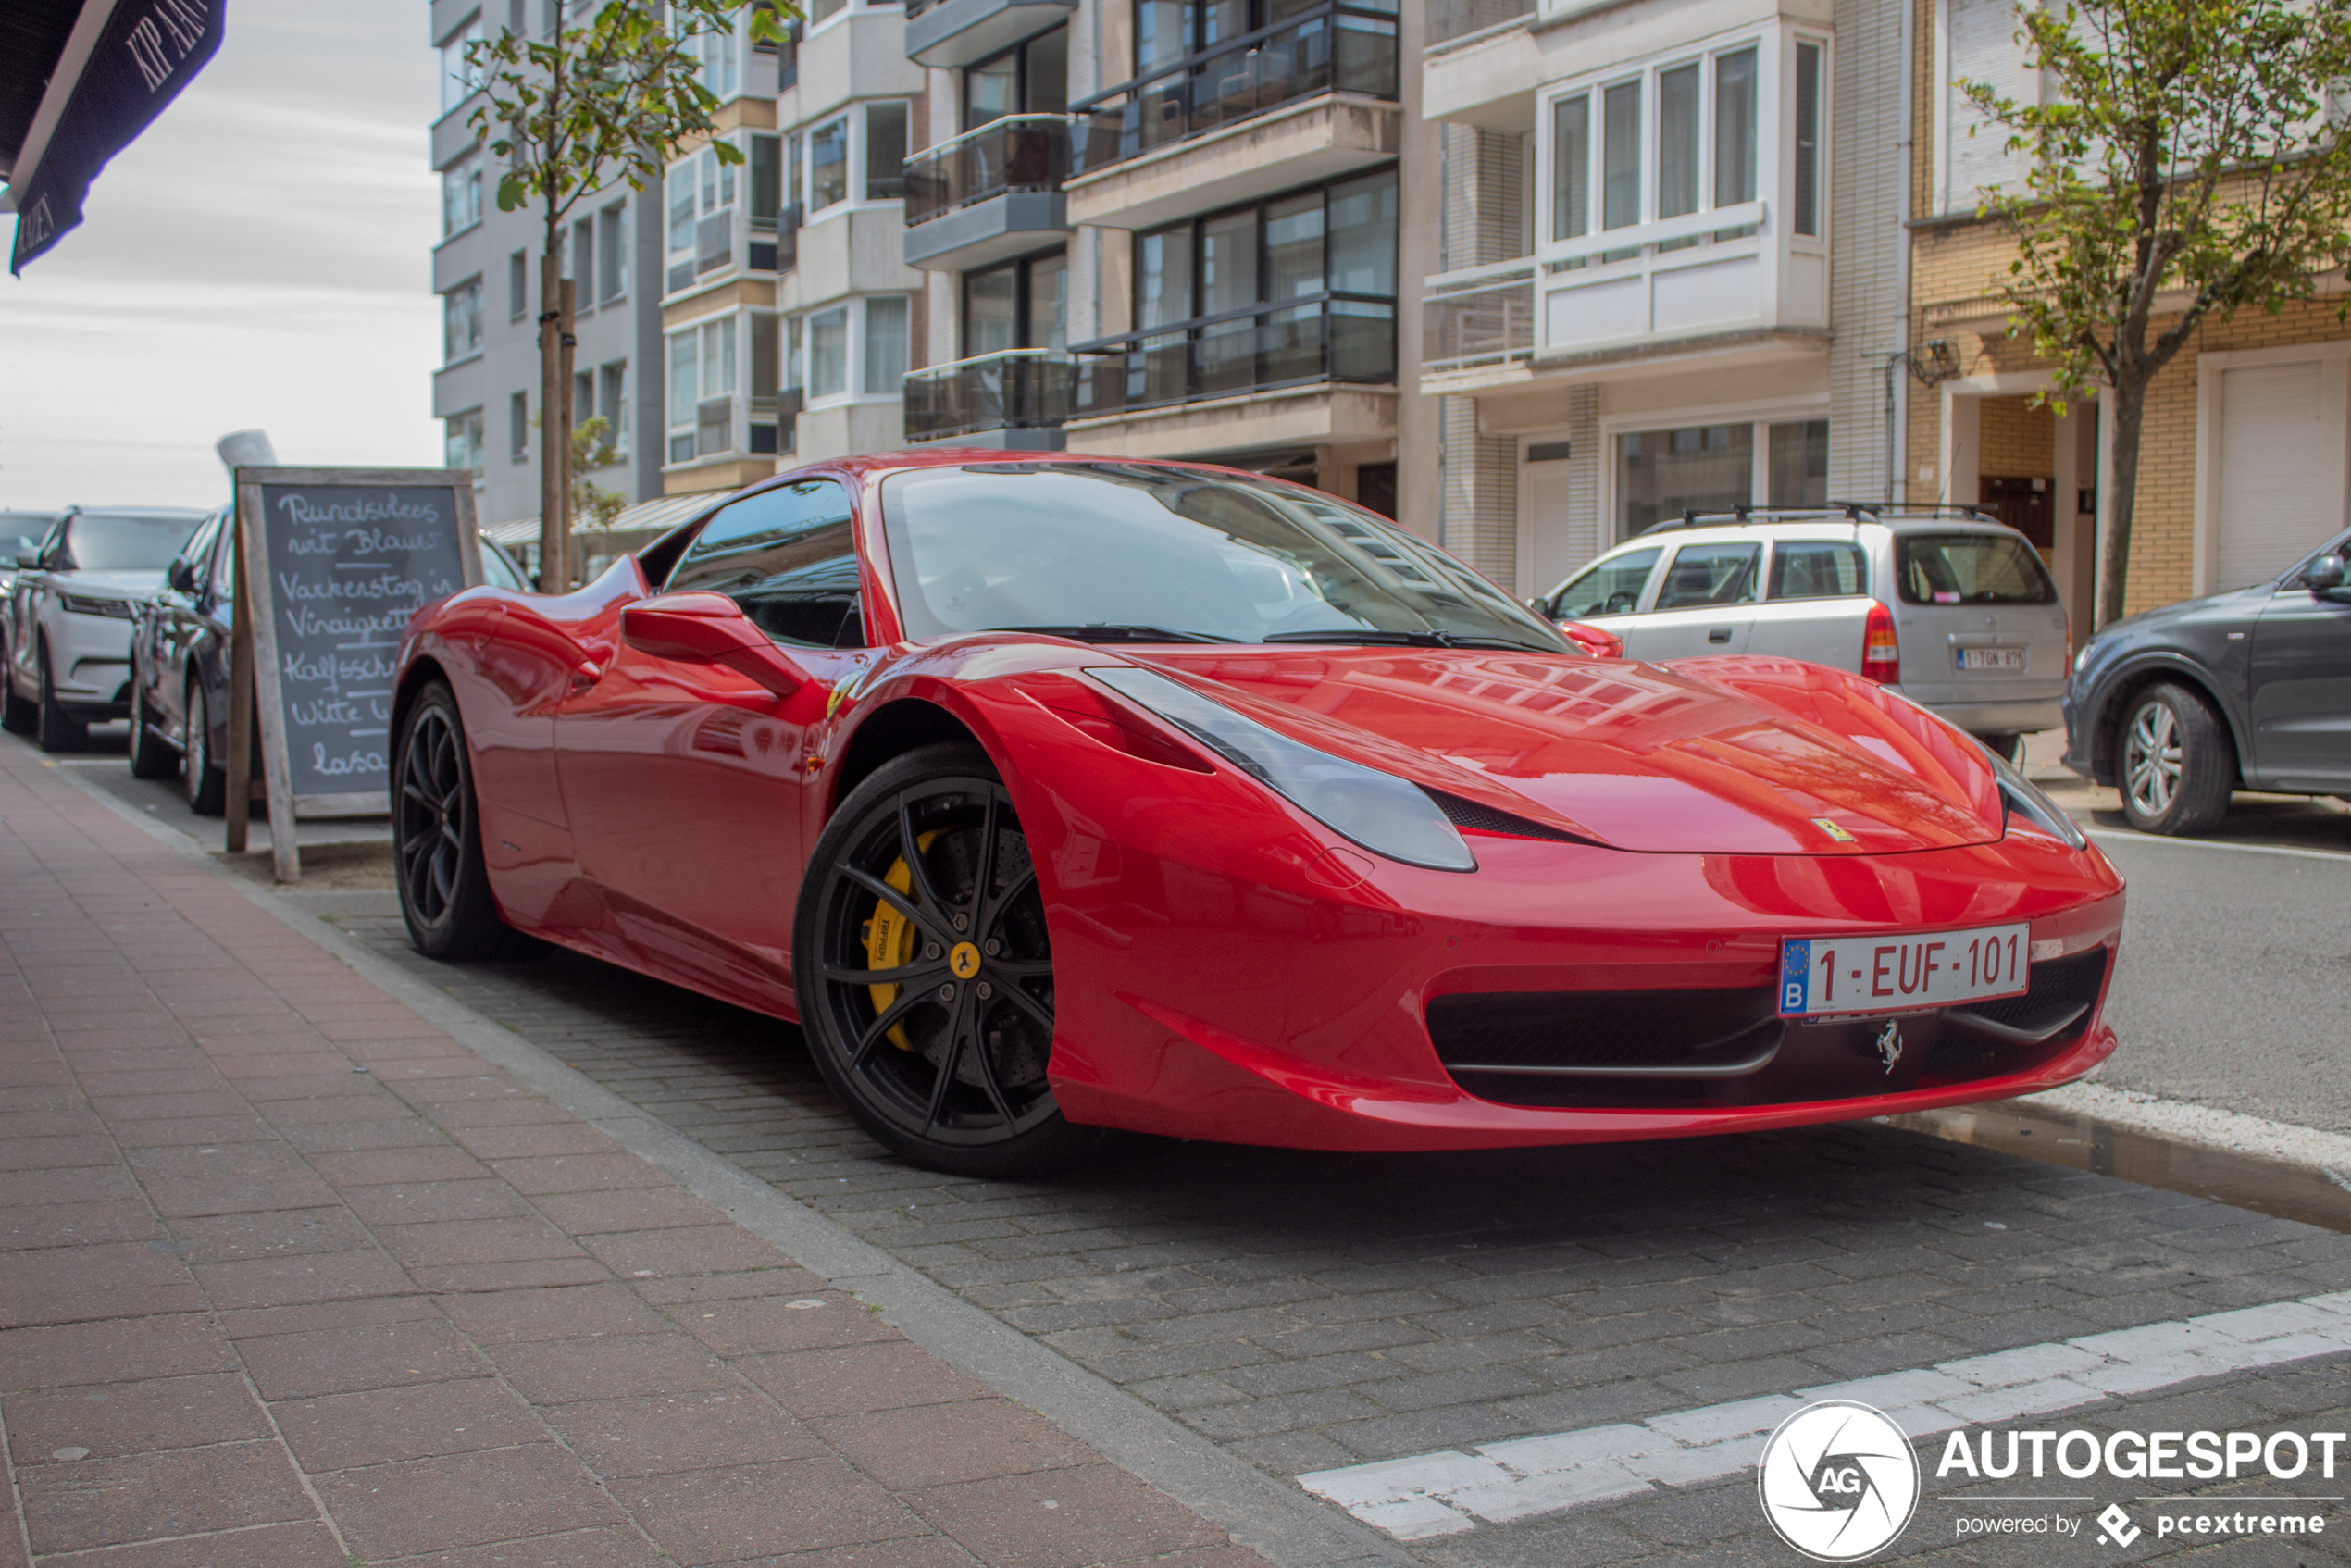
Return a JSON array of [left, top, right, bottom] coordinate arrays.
[[863, 829, 941, 1051]]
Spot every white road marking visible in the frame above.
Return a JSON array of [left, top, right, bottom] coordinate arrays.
[[1297, 1290, 2351, 1540], [2026, 1082, 2351, 1176], [2083, 827, 2351, 864]]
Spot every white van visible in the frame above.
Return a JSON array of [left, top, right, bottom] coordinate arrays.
[[1534, 505, 2070, 754]]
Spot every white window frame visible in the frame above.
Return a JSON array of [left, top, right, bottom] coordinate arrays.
[[1537, 24, 1824, 270], [442, 277, 484, 365], [805, 0, 903, 35], [1597, 393, 1832, 548], [442, 153, 483, 239], [438, 11, 483, 118], [782, 296, 912, 409], [785, 100, 914, 219], [1933, 0, 2035, 215], [443, 409, 486, 480], [665, 311, 746, 467]]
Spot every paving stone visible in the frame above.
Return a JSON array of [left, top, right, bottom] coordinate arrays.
[[33, 1522, 350, 1568], [310, 1444, 626, 1558], [238, 1317, 490, 1400], [16, 1440, 316, 1555], [605, 1456, 928, 1566], [271, 1377, 548, 1471], [906, 1463, 1227, 1568], [813, 1399, 1097, 1489], [488, 1333, 740, 1402], [1, 1374, 270, 1463], [740, 1341, 993, 1419], [543, 1390, 825, 1477]]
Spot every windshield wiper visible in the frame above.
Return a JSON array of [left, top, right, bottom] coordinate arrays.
[[996, 624, 1238, 644], [1261, 628, 1556, 653]]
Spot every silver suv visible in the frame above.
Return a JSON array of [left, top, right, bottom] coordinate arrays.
[[1533, 504, 2070, 753]]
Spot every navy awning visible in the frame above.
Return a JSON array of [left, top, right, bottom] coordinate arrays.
[[2, 0, 224, 274]]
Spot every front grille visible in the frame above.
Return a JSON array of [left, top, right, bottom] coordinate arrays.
[[1949, 948, 2108, 1034], [1428, 987, 1780, 1073]]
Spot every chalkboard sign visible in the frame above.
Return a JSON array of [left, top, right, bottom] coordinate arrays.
[[234, 467, 481, 852]]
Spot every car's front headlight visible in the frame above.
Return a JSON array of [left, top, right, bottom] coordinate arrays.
[[1088, 665, 1477, 872], [2073, 641, 2096, 675], [59, 592, 133, 620], [1980, 740, 2085, 848]]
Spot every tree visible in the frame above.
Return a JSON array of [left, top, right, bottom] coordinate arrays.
[[571, 416, 630, 531], [1963, 0, 2351, 628], [466, 1, 786, 590]]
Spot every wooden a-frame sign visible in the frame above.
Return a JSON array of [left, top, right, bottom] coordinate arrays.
[[227, 467, 482, 882]]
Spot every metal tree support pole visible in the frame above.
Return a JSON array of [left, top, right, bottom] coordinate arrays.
[[224, 474, 255, 855], [558, 275, 578, 582], [539, 253, 566, 591]]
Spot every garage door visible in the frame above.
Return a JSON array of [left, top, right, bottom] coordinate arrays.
[[2216, 358, 2345, 591]]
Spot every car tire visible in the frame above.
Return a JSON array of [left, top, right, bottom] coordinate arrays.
[[392, 680, 516, 960], [182, 678, 226, 815], [128, 678, 178, 780], [794, 742, 1107, 1178], [2118, 682, 2233, 836], [0, 635, 31, 736], [35, 641, 86, 753]]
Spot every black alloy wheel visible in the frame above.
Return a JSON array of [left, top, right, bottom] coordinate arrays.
[[35, 640, 86, 753], [182, 678, 225, 815], [392, 681, 514, 959], [128, 671, 178, 780], [794, 743, 1103, 1177], [0, 633, 32, 736], [2117, 681, 2233, 836]]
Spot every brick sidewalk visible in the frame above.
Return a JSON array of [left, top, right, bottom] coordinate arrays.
[[0, 742, 1273, 1568]]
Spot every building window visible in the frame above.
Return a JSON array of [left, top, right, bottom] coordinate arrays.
[[442, 278, 483, 362], [964, 27, 1067, 133], [666, 317, 739, 463], [442, 154, 482, 237], [598, 203, 627, 301], [509, 249, 528, 318], [1793, 42, 1821, 236], [694, 15, 739, 99], [601, 361, 628, 440], [666, 144, 742, 291], [510, 391, 529, 462], [783, 299, 911, 404], [444, 410, 485, 479], [1546, 37, 1794, 255], [573, 370, 595, 435], [863, 296, 908, 395], [864, 103, 908, 202], [439, 11, 482, 116], [807, 117, 849, 210], [570, 216, 594, 304], [964, 250, 1067, 355], [808, 306, 848, 397], [1612, 417, 1828, 538]]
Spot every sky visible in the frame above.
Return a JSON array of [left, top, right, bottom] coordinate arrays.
[[0, 0, 442, 511]]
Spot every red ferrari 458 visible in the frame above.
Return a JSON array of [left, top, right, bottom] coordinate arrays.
[[392, 452, 2122, 1175]]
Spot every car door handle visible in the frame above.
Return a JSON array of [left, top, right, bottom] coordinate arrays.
[[1707, 628, 1733, 644]]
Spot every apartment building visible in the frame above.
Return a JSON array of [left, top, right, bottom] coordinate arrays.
[[895, 0, 1434, 526], [1412, 0, 1913, 600], [1905, 0, 2351, 629], [660, 1, 927, 493], [429, 1, 670, 560]]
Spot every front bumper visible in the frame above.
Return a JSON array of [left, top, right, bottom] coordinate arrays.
[[1911, 696, 2065, 738], [45, 605, 135, 715]]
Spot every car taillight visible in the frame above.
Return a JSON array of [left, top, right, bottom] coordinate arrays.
[[1862, 601, 1900, 684]]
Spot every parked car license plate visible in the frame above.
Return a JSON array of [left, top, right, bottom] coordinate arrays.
[[1777, 923, 2030, 1018], [1956, 646, 2027, 672]]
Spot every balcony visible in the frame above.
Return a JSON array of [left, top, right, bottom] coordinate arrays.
[[1065, 4, 1398, 232], [1072, 293, 1393, 420], [1423, 0, 1536, 131], [903, 117, 1071, 271], [904, 0, 1076, 68], [1423, 258, 1534, 374], [1536, 201, 1828, 358], [903, 350, 1077, 446]]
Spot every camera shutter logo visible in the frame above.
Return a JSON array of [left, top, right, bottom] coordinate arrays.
[[1757, 1400, 1921, 1561]]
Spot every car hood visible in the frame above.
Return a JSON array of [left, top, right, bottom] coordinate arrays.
[[56, 570, 165, 597], [1138, 648, 2005, 855]]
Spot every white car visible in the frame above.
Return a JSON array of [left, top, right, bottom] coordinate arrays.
[[3, 505, 208, 752], [1532, 505, 2070, 755]]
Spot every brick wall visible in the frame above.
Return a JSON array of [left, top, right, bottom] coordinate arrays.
[[1979, 395, 2055, 477]]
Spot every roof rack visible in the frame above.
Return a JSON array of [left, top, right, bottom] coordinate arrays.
[[1639, 504, 1860, 535], [1822, 500, 1996, 520]]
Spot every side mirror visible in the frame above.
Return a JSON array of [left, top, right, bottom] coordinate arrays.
[[1557, 619, 1625, 659], [167, 557, 199, 594], [2305, 554, 2347, 594], [621, 591, 812, 699], [14, 553, 36, 570]]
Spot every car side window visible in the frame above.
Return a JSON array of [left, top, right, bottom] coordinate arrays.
[[1550, 548, 1661, 618], [1654, 542, 1761, 610], [176, 516, 223, 592], [210, 512, 237, 593], [40, 519, 71, 570], [665, 479, 865, 649], [1766, 541, 1866, 601]]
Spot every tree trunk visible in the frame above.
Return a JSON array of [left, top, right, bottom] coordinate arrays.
[[538, 253, 566, 591], [2096, 379, 2146, 629]]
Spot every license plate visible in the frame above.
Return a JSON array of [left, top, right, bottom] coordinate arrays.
[[1956, 646, 2027, 672], [1777, 924, 2030, 1018]]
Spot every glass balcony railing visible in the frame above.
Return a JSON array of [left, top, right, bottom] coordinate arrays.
[[903, 117, 1071, 227], [1072, 294, 1394, 417], [1426, 0, 1533, 49], [1422, 258, 1534, 371], [903, 349, 1080, 442], [1070, 3, 1399, 175]]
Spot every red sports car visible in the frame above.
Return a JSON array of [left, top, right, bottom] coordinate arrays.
[[392, 452, 2122, 1176]]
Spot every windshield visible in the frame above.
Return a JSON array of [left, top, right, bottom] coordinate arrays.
[[879, 463, 1570, 651], [1548, 548, 1660, 618], [66, 513, 202, 572], [1896, 532, 2056, 605]]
